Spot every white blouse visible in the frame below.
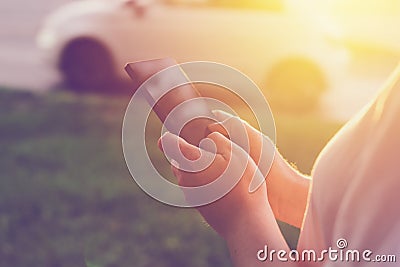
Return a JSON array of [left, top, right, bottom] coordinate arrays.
[[298, 65, 400, 266]]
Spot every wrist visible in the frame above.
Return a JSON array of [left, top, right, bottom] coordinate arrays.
[[267, 153, 311, 228], [225, 206, 290, 267], [224, 205, 268, 239]]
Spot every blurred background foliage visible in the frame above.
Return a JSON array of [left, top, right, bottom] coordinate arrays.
[[0, 88, 342, 266]]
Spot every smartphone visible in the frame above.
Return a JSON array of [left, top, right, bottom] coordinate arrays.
[[125, 58, 215, 146]]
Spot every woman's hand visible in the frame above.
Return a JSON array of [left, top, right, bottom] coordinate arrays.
[[158, 131, 291, 266], [208, 110, 310, 228], [158, 131, 271, 237]]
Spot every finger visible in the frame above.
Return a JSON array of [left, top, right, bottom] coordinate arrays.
[[211, 109, 236, 122], [208, 110, 239, 136], [208, 116, 251, 157], [159, 132, 201, 161], [205, 131, 233, 159], [178, 154, 227, 188], [210, 110, 258, 138], [161, 134, 227, 187], [206, 131, 261, 191], [208, 111, 271, 178], [170, 160, 182, 183], [160, 132, 218, 174], [208, 110, 249, 142], [206, 122, 229, 138]]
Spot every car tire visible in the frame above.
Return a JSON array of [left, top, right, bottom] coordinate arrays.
[[265, 57, 327, 112], [59, 38, 116, 91]]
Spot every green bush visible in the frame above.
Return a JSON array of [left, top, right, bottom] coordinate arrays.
[[264, 57, 327, 113]]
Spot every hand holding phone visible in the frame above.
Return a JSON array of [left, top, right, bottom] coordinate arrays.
[[125, 58, 216, 146]]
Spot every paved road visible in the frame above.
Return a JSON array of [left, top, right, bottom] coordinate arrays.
[[0, 0, 398, 119]]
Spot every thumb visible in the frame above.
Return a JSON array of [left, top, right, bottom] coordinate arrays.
[[208, 110, 244, 139], [209, 110, 257, 137], [211, 109, 236, 122], [208, 110, 250, 150]]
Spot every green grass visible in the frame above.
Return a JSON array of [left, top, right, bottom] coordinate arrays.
[[0, 89, 342, 267]]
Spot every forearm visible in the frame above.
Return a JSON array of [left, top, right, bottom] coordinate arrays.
[[206, 113, 311, 228], [226, 206, 298, 267], [267, 153, 311, 228]]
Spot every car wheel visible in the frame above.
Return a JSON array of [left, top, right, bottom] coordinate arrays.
[[265, 57, 327, 112], [59, 38, 116, 91]]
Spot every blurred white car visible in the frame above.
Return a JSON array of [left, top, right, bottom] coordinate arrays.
[[37, 0, 347, 101]]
